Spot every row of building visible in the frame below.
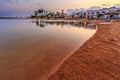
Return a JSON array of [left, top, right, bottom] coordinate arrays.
[[66, 7, 120, 19], [32, 7, 120, 20]]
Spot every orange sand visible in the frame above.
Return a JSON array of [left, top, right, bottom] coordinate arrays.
[[48, 20, 120, 80]]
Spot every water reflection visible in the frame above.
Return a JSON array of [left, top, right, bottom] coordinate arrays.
[[33, 20, 97, 30], [0, 19, 97, 80]]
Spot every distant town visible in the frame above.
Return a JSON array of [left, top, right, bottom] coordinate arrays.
[[31, 6, 120, 20]]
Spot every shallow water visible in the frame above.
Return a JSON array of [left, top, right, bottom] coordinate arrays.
[[0, 19, 96, 80]]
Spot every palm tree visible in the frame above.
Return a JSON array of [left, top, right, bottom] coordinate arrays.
[[38, 9, 44, 18], [34, 11, 38, 19], [48, 13, 53, 19], [45, 14, 49, 19], [62, 10, 64, 18], [56, 12, 60, 18], [52, 12, 55, 18]]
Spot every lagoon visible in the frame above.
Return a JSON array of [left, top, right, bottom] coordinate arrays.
[[0, 19, 96, 80]]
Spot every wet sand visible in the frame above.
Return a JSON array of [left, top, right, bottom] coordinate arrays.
[[48, 20, 120, 80]]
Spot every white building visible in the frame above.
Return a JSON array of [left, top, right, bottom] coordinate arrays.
[[67, 9, 86, 19], [67, 7, 120, 19], [86, 7, 120, 19]]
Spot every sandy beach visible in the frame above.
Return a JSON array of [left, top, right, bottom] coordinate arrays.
[[48, 20, 120, 80]]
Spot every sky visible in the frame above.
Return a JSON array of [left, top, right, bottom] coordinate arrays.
[[0, 0, 120, 17]]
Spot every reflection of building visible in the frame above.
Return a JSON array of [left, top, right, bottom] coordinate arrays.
[[33, 20, 96, 30], [35, 20, 45, 28]]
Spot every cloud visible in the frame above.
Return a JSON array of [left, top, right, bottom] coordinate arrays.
[[4, 0, 11, 3], [102, 4, 111, 7], [88, 6, 102, 10], [28, 3, 43, 11], [113, 3, 120, 7], [4, 0, 18, 4]]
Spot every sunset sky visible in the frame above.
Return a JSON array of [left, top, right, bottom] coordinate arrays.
[[0, 0, 120, 17]]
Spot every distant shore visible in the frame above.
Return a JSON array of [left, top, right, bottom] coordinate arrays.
[[0, 17, 31, 19], [48, 20, 120, 80]]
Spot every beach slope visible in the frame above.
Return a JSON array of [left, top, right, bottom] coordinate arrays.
[[48, 21, 120, 80]]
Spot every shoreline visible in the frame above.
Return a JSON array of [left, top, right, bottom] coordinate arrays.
[[41, 22, 97, 80], [41, 46, 82, 80], [48, 20, 120, 80], [40, 21, 97, 80]]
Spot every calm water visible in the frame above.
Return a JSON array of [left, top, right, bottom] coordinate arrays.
[[0, 19, 96, 80]]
